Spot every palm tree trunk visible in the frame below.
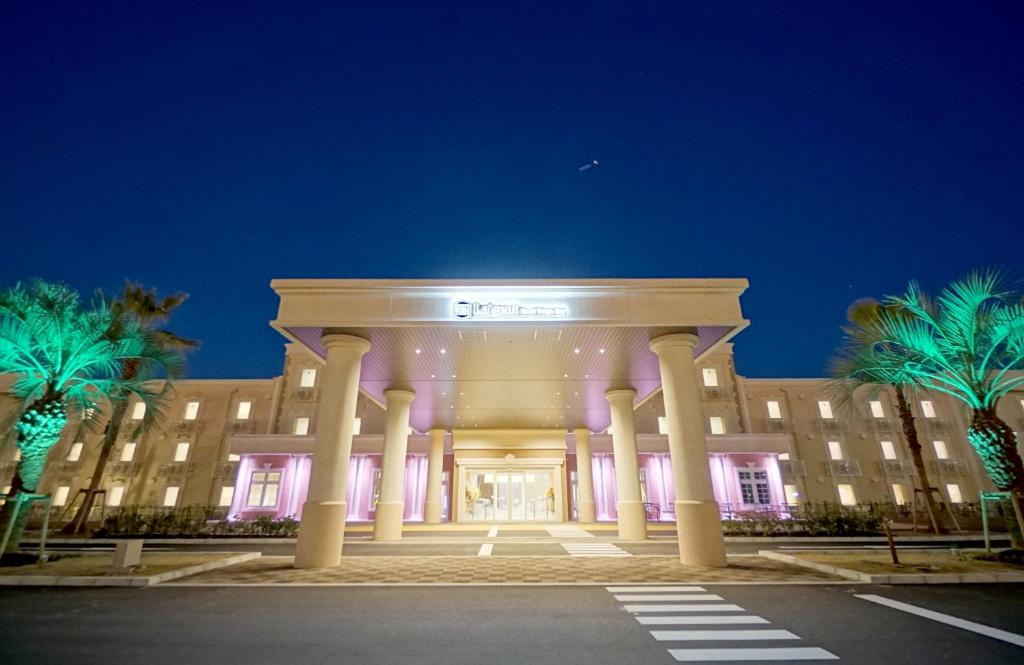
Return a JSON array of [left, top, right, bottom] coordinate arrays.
[[893, 386, 945, 534], [967, 407, 1024, 547], [62, 401, 127, 535], [1, 394, 67, 555]]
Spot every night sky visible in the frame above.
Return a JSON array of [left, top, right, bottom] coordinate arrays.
[[1, 2, 1020, 380]]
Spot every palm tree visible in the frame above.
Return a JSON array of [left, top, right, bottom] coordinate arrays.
[[0, 280, 182, 554], [832, 299, 945, 534], [62, 283, 197, 535]]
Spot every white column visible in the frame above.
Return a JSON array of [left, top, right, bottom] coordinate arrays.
[[294, 334, 370, 569], [423, 428, 446, 524], [373, 388, 416, 541], [604, 389, 647, 540], [650, 332, 727, 567], [573, 428, 596, 523]]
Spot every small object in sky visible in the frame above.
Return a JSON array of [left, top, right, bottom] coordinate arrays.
[[578, 160, 599, 172]]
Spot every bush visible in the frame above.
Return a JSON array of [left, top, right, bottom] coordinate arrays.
[[93, 506, 299, 538], [796, 502, 882, 536]]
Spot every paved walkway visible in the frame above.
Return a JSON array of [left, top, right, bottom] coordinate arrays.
[[170, 555, 843, 585]]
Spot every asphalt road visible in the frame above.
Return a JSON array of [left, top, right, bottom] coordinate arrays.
[[1, 584, 1022, 664]]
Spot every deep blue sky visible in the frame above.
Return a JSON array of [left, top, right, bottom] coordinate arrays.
[[1, 2, 1020, 379]]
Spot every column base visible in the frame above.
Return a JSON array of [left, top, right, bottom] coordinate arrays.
[[577, 500, 596, 524], [423, 500, 442, 524], [674, 500, 727, 567], [294, 500, 347, 568], [373, 501, 405, 541], [616, 500, 648, 540]]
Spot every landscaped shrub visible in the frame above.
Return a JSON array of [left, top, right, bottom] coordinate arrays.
[[93, 506, 299, 538], [796, 502, 882, 536]]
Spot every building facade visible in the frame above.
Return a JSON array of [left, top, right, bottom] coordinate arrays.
[[1, 279, 1021, 559]]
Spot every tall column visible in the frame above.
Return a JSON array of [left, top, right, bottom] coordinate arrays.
[[373, 388, 416, 541], [573, 428, 596, 523], [651, 332, 727, 567], [604, 389, 647, 540], [294, 334, 371, 568], [423, 428, 446, 524]]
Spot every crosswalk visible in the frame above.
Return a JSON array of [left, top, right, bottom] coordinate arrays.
[[562, 542, 630, 557], [606, 585, 839, 662], [545, 524, 594, 538]]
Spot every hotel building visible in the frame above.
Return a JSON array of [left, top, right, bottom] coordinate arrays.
[[1, 279, 1020, 565]]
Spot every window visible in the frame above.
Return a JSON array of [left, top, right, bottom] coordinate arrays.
[[300, 368, 317, 388], [880, 440, 897, 460], [163, 486, 180, 507], [67, 442, 83, 462], [108, 485, 124, 507], [817, 400, 834, 419], [218, 486, 235, 507], [1020, 398, 1024, 414], [131, 402, 146, 421], [183, 401, 200, 421], [173, 442, 190, 462], [827, 440, 844, 461], [53, 486, 71, 506], [933, 440, 949, 460], [891, 483, 907, 505], [702, 368, 719, 387], [657, 416, 668, 435], [353, 417, 362, 435], [783, 484, 800, 505], [227, 453, 241, 462], [869, 400, 885, 418], [946, 483, 964, 504], [920, 400, 936, 418], [778, 452, 790, 461], [737, 469, 772, 505], [246, 470, 282, 508], [836, 483, 857, 506], [766, 400, 783, 419], [708, 416, 726, 435], [293, 417, 310, 436], [120, 442, 137, 462], [236, 401, 252, 420]]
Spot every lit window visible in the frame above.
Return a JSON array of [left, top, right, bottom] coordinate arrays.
[[946, 483, 964, 504], [67, 442, 83, 462], [778, 452, 790, 461], [246, 470, 282, 508], [120, 442, 137, 462], [183, 401, 200, 421], [131, 402, 146, 420], [218, 486, 235, 507], [891, 484, 907, 505], [236, 401, 252, 420], [933, 440, 949, 460], [300, 368, 317, 388], [766, 401, 783, 419], [293, 417, 310, 436], [657, 416, 668, 435], [817, 400, 834, 419], [880, 440, 897, 460], [53, 486, 70, 506], [869, 400, 885, 418], [1020, 398, 1024, 414], [827, 440, 844, 460], [108, 485, 124, 507], [837, 483, 857, 506], [163, 486, 180, 507], [353, 417, 362, 435], [920, 400, 936, 418], [702, 368, 719, 387], [173, 442, 190, 462], [783, 484, 800, 505], [709, 416, 726, 435], [227, 453, 241, 462], [737, 469, 772, 505]]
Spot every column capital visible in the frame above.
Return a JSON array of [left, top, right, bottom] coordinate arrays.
[[321, 333, 372, 355], [649, 332, 700, 355], [383, 388, 416, 404], [604, 388, 637, 403], [572, 427, 592, 437]]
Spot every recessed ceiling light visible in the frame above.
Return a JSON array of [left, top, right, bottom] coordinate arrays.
[[599, 348, 605, 354], [451, 374, 457, 378], [449, 405, 454, 409], [459, 392, 464, 396], [584, 374, 590, 378], [563, 373, 569, 378], [430, 374, 436, 378], [574, 391, 579, 395], [415, 348, 421, 354], [556, 392, 561, 396], [441, 392, 447, 396], [440, 348, 447, 354], [573, 348, 580, 354]]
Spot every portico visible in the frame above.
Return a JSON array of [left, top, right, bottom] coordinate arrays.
[[266, 278, 750, 568]]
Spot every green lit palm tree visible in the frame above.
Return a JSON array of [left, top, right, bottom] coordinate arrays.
[[0, 280, 182, 553], [832, 299, 945, 533], [62, 283, 197, 535], [835, 272, 1024, 495]]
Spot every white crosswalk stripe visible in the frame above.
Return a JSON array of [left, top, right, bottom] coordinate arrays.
[[546, 525, 594, 538], [637, 616, 770, 625], [652, 629, 799, 641], [614, 594, 724, 602], [669, 647, 839, 661], [624, 604, 746, 613], [607, 586, 705, 593], [562, 542, 629, 557]]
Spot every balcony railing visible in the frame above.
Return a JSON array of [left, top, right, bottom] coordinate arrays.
[[212, 461, 240, 479], [877, 459, 916, 476], [175, 420, 202, 433], [105, 461, 134, 478], [779, 460, 806, 476], [765, 419, 791, 433], [703, 387, 727, 401], [867, 418, 901, 433], [291, 388, 320, 402], [930, 459, 969, 475], [826, 459, 862, 476], [158, 461, 191, 477], [921, 417, 953, 431], [818, 419, 844, 434], [227, 420, 257, 434]]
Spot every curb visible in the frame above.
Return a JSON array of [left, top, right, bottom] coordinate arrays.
[[0, 552, 261, 588], [758, 549, 1024, 584]]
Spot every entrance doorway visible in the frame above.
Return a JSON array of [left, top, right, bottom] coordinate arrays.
[[464, 469, 556, 521]]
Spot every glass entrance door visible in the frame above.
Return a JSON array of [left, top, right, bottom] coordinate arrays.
[[464, 469, 557, 522]]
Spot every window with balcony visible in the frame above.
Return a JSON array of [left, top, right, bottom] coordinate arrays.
[[932, 440, 949, 460], [173, 442, 190, 462], [880, 440, 897, 460], [120, 442, 137, 462], [869, 400, 885, 418], [827, 440, 844, 460], [218, 485, 235, 507], [353, 417, 362, 435], [294, 417, 310, 436], [108, 485, 124, 507], [300, 368, 317, 388], [817, 400, 834, 419], [657, 416, 668, 435], [163, 486, 180, 507], [131, 402, 146, 421], [766, 400, 783, 419], [778, 452, 790, 461], [702, 368, 719, 387], [53, 486, 70, 506], [67, 442, 83, 462], [183, 401, 200, 421], [836, 483, 857, 506], [920, 400, 937, 418], [946, 483, 964, 504], [246, 469, 282, 508], [708, 416, 726, 435], [227, 453, 241, 462], [783, 484, 800, 505], [737, 469, 771, 505], [891, 483, 907, 505], [236, 401, 252, 420]]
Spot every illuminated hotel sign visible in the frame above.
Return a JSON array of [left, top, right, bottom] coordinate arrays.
[[453, 300, 569, 320]]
